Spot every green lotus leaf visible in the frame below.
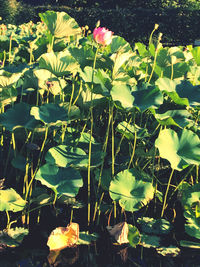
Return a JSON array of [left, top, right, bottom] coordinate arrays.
[[109, 168, 154, 212], [111, 84, 134, 109], [0, 227, 29, 247], [137, 217, 171, 235], [184, 209, 200, 239], [156, 246, 180, 257], [180, 240, 200, 249], [154, 109, 192, 128], [30, 103, 68, 125], [128, 224, 140, 248], [131, 84, 163, 111], [39, 11, 81, 39], [179, 183, 200, 209], [116, 121, 149, 140], [45, 145, 105, 169], [45, 145, 87, 168], [0, 102, 38, 131], [35, 163, 83, 197], [190, 46, 200, 66], [68, 46, 95, 69], [11, 155, 27, 171], [155, 128, 200, 171], [77, 232, 99, 245], [176, 80, 200, 107], [0, 188, 26, 212], [39, 51, 79, 77], [104, 36, 132, 55], [140, 233, 161, 248], [0, 86, 17, 107], [79, 66, 111, 95], [94, 168, 112, 191], [0, 72, 22, 89], [155, 77, 178, 93]]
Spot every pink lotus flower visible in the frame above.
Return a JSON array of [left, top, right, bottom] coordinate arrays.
[[93, 27, 113, 46]]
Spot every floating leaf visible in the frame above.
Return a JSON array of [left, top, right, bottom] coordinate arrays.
[[47, 223, 79, 251], [77, 232, 99, 245], [107, 222, 129, 245], [0, 227, 29, 247], [155, 128, 200, 171], [180, 240, 200, 249], [109, 168, 154, 212], [35, 164, 83, 197], [140, 233, 161, 248], [137, 217, 171, 235], [156, 246, 180, 257], [0, 188, 26, 212]]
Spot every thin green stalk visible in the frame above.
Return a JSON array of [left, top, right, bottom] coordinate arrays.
[[161, 168, 175, 218], [68, 76, 75, 114], [6, 210, 10, 229], [87, 44, 99, 226], [8, 34, 13, 64], [93, 102, 112, 222], [73, 80, 83, 105]]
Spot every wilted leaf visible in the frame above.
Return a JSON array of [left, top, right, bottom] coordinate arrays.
[[47, 222, 79, 251], [107, 222, 129, 245]]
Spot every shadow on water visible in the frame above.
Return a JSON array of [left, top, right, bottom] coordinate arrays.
[[1, 223, 200, 267]]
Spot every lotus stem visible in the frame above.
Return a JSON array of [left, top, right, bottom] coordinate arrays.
[[161, 168, 175, 217]]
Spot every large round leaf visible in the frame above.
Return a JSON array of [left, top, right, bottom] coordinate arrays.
[[30, 103, 68, 125], [132, 84, 163, 111], [45, 145, 105, 169], [0, 102, 38, 131], [35, 164, 83, 197], [109, 168, 154, 212], [0, 188, 26, 212], [154, 110, 192, 128], [39, 11, 81, 39], [155, 128, 200, 171], [39, 51, 79, 77], [111, 84, 134, 109]]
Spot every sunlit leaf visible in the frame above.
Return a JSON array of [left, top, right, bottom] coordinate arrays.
[[140, 233, 161, 248], [0, 188, 26, 212], [109, 168, 154, 212], [155, 128, 200, 171], [156, 246, 180, 257], [39, 51, 79, 77], [128, 224, 140, 248], [39, 11, 81, 38]]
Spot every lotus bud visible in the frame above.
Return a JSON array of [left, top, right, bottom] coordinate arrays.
[[93, 27, 113, 46]]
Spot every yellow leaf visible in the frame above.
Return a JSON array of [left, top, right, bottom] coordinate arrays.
[[47, 222, 79, 251]]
